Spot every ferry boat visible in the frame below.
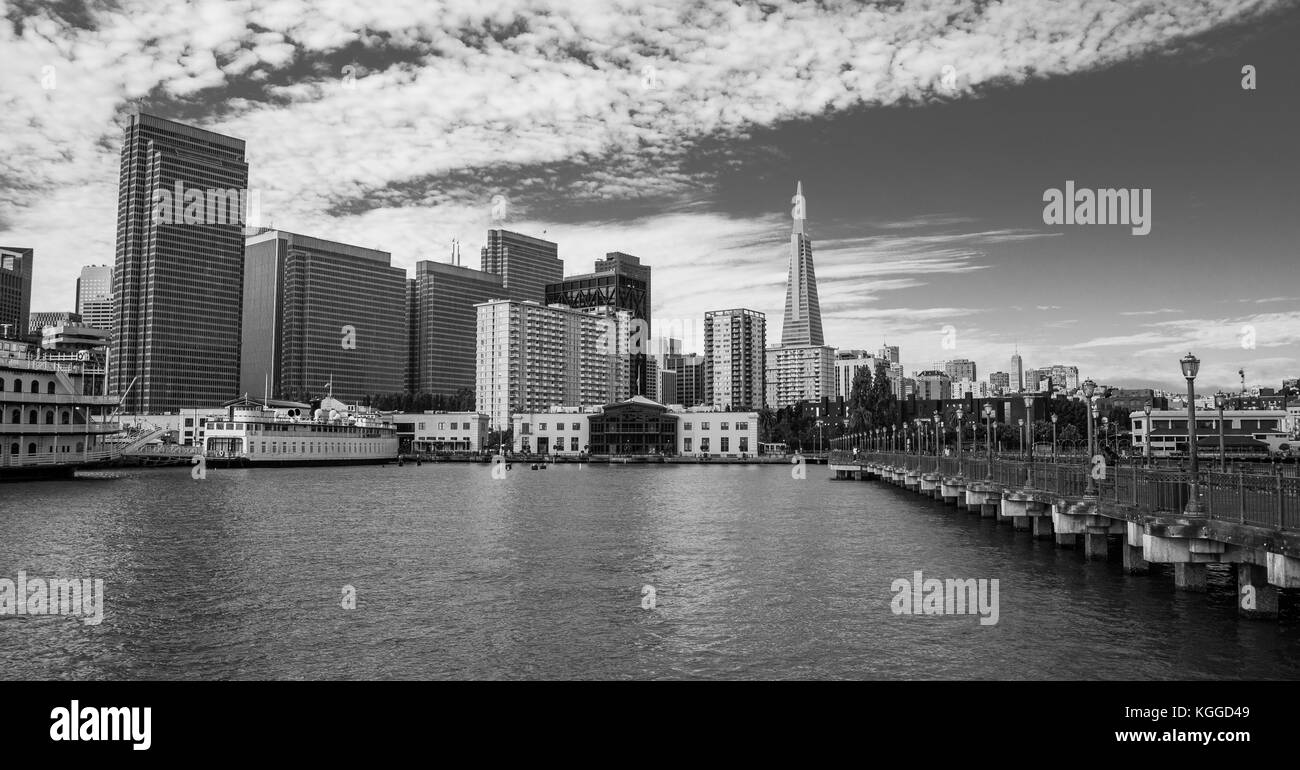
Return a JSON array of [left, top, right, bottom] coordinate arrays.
[[0, 339, 121, 481], [202, 393, 399, 467]]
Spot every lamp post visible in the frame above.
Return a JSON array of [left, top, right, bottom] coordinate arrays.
[[934, 410, 942, 458], [1102, 416, 1110, 455], [1018, 418, 1025, 458], [1215, 393, 1228, 471], [983, 404, 995, 480], [1181, 353, 1203, 515], [1143, 401, 1153, 464], [956, 407, 964, 477], [1083, 378, 1097, 497], [1023, 395, 1035, 463], [1050, 413, 1058, 462], [914, 418, 922, 457]]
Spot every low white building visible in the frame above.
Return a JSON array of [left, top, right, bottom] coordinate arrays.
[[1129, 408, 1290, 456], [510, 397, 760, 457], [390, 411, 490, 452]]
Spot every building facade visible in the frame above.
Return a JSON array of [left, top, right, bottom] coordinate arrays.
[[834, 350, 878, 399], [1130, 409, 1290, 457], [76, 265, 114, 330], [0, 247, 33, 340], [110, 111, 249, 412], [511, 397, 759, 458], [545, 252, 651, 396], [28, 312, 81, 333], [480, 229, 562, 304], [412, 259, 504, 398], [781, 182, 824, 347], [766, 344, 835, 409], [240, 230, 406, 403], [704, 308, 765, 411], [944, 358, 977, 384], [989, 371, 1010, 395], [390, 411, 489, 453]]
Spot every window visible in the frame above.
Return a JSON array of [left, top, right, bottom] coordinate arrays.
[[738, 422, 748, 431], [61, 411, 70, 424], [571, 436, 579, 451], [464, 422, 471, 430], [721, 422, 729, 430], [700, 438, 710, 452], [684, 422, 692, 431], [721, 437, 729, 452], [29, 410, 38, 424], [28, 443, 36, 454], [701, 422, 710, 430], [10, 409, 18, 423], [29, 380, 39, 393], [11, 380, 20, 392], [572, 423, 580, 431], [47, 382, 55, 394], [740, 437, 749, 453], [185, 418, 194, 427], [684, 437, 692, 452], [540, 423, 547, 431]]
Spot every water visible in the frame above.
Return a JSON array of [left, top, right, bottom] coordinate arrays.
[[1, 463, 1297, 680]]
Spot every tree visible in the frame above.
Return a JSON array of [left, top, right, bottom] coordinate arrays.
[[867, 360, 899, 430], [847, 366, 872, 434]]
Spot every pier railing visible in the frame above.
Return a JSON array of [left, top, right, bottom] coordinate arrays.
[[832, 450, 1300, 531]]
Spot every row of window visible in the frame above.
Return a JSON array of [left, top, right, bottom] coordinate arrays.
[[5, 408, 73, 424], [0, 378, 58, 394], [4, 442, 86, 454], [417, 422, 473, 430], [207, 439, 384, 455], [522, 420, 753, 432]]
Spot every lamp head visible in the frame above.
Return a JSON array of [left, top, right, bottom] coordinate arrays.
[[1180, 352, 1200, 380], [1082, 379, 1096, 398], [1143, 401, 1152, 416], [1051, 413, 1058, 423]]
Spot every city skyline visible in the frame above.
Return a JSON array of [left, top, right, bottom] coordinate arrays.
[[3, 1, 1298, 394]]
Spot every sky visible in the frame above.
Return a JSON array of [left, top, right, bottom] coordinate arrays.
[[2, 0, 1297, 394]]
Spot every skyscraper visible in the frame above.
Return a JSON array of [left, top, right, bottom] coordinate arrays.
[[545, 252, 651, 396], [413, 260, 504, 398], [75, 265, 114, 330], [878, 345, 900, 365], [0, 247, 33, 339], [704, 308, 766, 410], [1010, 350, 1024, 392], [480, 229, 563, 304], [781, 181, 823, 347], [240, 230, 406, 402], [110, 111, 249, 412]]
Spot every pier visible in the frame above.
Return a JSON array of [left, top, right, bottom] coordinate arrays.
[[829, 450, 1300, 620]]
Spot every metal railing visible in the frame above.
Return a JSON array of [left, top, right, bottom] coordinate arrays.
[[831, 450, 1298, 531]]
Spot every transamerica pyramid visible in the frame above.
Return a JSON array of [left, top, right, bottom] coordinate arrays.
[[781, 181, 825, 346]]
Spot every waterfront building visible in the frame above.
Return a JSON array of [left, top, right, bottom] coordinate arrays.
[[704, 308, 765, 411], [475, 299, 631, 431], [110, 111, 249, 413], [766, 344, 835, 409], [545, 252, 651, 396], [76, 265, 114, 330], [510, 396, 759, 457], [241, 230, 406, 403], [389, 411, 490, 453], [1130, 409, 1290, 457], [480, 229, 562, 304], [413, 259, 503, 398], [0, 247, 33, 339]]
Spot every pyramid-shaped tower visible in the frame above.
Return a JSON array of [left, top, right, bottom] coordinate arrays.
[[781, 181, 824, 346]]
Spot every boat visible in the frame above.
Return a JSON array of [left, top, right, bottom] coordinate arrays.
[[1, 339, 121, 481], [201, 392, 399, 468]]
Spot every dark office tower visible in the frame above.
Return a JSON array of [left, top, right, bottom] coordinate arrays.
[[414, 260, 503, 398], [240, 230, 406, 403], [110, 110, 249, 412], [76, 265, 114, 330], [545, 251, 651, 395], [781, 181, 824, 347], [480, 229, 562, 304], [0, 247, 33, 339]]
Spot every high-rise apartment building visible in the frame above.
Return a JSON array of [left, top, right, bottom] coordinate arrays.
[[110, 111, 249, 412], [412, 260, 504, 399], [474, 299, 631, 430], [0, 247, 33, 340], [75, 265, 114, 330], [545, 252, 651, 396], [480, 229, 563, 304], [834, 350, 878, 398], [240, 230, 406, 402], [704, 308, 765, 410], [915, 370, 951, 400], [766, 344, 835, 409], [989, 371, 1010, 395]]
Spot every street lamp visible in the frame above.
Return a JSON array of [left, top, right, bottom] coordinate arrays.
[[1180, 353, 1203, 515], [955, 407, 964, 477], [1102, 416, 1110, 455], [1018, 418, 1025, 458], [1083, 378, 1097, 496], [982, 404, 995, 479], [1050, 413, 1058, 461], [1215, 392, 1228, 471], [1023, 395, 1035, 463], [914, 418, 922, 456], [933, 410, 942, 458], [1143, 401, 1153, 463]]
